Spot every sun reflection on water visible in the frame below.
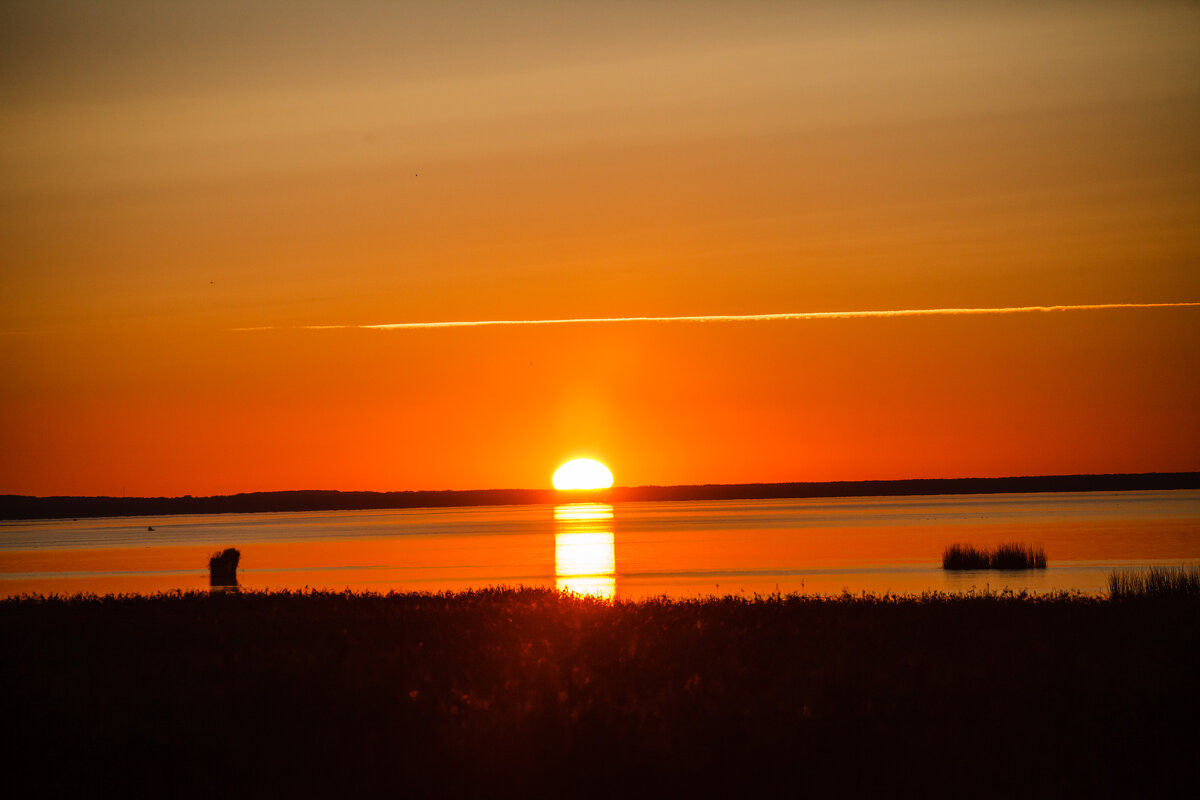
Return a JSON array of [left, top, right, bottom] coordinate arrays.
[[554, 504, 615, 599]]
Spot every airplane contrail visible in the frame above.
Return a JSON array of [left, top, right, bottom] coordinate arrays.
[[232, 302, 1200, 332]]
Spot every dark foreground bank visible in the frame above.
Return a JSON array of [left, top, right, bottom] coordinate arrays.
[[3, 589, 1197, 797]]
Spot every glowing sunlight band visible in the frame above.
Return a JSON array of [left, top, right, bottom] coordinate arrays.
[[234, 302, 1200, 332]]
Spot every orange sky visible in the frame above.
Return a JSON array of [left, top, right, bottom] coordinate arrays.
[[2, 1, 1199, 496]]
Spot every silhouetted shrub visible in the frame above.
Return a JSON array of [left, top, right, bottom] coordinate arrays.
[[208, 548, 240, 586]]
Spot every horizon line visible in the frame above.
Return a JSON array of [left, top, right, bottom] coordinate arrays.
[[232, 302, 1200, 331], [6, 470, 1199, 500]]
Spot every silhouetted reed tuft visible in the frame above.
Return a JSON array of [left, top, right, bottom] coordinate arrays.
[[942, 543, 991, 569], [943, 542, 1046, 570], [1108, 565, 1200, 600], [990, 542, 1047, 569]]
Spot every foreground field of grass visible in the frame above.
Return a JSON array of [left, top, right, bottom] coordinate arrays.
[[3, 587, 1197, 797]]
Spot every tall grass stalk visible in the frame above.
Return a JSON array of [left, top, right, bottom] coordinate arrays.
[[1108, 566, 1200, 600]]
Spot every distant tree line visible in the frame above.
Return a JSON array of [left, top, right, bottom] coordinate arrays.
[[1, 472, 1197, 521]]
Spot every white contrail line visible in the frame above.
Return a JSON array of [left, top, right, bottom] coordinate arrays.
[[231, 302, 1200, 332]]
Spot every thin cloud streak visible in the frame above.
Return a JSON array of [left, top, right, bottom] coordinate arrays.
[[231, 302, 1200, 332]]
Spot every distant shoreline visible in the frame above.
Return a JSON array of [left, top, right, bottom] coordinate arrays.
[[2, 471, 1197, 521]]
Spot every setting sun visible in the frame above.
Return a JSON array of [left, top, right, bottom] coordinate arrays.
[[552, 459, 614, 491]]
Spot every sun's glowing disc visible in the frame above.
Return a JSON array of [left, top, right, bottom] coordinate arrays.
[[552, 458, 614, 491]]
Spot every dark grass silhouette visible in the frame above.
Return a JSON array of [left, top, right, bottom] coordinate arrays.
[[3, 587, 1196, 797], [942, 543, 991, 569], [991, 542, 1047, 569], [943, 542, 1046, 570], [1109, 565, 1200, 600]]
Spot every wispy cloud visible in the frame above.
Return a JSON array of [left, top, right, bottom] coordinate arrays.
[[232, 302, 1200, 332]]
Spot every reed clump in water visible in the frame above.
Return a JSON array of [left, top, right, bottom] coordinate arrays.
[[991, 542, 1047, 569], [941, 543, 991, 569], [943, 542, 1046, 570], [1108, 565, 1200, 600]]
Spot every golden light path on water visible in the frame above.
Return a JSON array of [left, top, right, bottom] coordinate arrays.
[[554, 503, 615, 600]]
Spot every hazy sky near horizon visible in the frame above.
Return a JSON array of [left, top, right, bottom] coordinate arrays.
[[2, 1, 1199, 495]]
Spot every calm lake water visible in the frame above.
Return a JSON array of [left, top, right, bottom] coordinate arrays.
[[2, 490, 1198, 599]]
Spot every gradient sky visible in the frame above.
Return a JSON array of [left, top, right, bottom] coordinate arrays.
[[2, 1, 1199, 496]]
